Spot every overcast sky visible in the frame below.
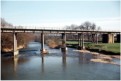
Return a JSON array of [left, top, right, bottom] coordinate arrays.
[[1, 0, 120, 31]]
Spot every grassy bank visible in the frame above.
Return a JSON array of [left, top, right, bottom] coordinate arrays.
[[66, 41, 120, 54], [66, 41, 78, 44], [86, 43, 120, 54]]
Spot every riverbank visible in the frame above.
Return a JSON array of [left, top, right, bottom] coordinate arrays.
[[66, 41, 120, 55], [73, 49, 120, 59], [1, 45, 25, 53], [86, 43, 120, 54]]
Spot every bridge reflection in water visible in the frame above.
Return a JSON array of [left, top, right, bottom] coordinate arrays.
[[13, 56, 18, 73], [11, 51, 68, 79], [62, 52, 67, 72], [1, 42, 120, 80], [40, 51, 67, 75]]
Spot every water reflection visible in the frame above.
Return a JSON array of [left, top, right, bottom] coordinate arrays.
[[78, 52, 92, 64], [13, 56, 19, 73], [1, 42, 120, 80], [78, 52, 86, 64], [62, 52, 67, 71], [12, 55, 30, 77], [41, 54, 45, 73]]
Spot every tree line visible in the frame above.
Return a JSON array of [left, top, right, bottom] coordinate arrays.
[[65, 21, 101, 31], [64, 21, 101, 42], [1, 19, 102, 51], [1, 18, 34, 52]]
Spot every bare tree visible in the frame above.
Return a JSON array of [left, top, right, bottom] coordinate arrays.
[[65, 21, 101, 42], [64, 25, 71, 30], [82, 21, 92, 30], [78, 25, 85, 30], [1, 18, 13, 28], [65, 24, 78, 30], [70, 24, 78, 30], [97, 26, 101, 31], [1, 19, 35, 52], [91, 23, 96, 31]]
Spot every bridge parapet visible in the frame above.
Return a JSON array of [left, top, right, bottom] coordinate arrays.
[[1, 28, 120, 33]]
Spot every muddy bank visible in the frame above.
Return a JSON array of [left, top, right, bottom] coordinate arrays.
[[90, 53, 120, 65], [80, 49, 120, 59], [66, 44, 120, 55], [87, 48, 120, 55], [1, 45, 25, 55], [74, 49, 120, 65]]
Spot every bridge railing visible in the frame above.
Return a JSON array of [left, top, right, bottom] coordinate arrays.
[[1, 27, 120, 33]]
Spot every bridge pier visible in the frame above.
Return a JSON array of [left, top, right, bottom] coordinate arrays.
[[61, 33, 66, 52], [78, 34, 81, 47], [92, 34, 95, 43], [78, 33, 85, 50], [116, 34, 120, 43], [102, 33, 114, 43], [82, 33, 85, 49], [13, 32, 19, 56], [41, 32, 47, 54], [96, 33, 98, 44], [92, 33, 98, 44]]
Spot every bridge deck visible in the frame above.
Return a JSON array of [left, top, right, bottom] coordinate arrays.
[[1, 28, 120, 33]]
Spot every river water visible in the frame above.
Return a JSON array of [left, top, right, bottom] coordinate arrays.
[[1, 42, 120, 80]]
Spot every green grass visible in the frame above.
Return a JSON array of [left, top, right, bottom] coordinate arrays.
[[66, 41, 120, 54], [66, 41, 78, 44], [88, 43, 120, 53]]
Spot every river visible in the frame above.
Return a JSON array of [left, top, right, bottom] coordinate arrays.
[[1, 42, 120, 80]]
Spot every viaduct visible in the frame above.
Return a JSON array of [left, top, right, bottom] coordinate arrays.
[[1, 28, 120, 56]]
